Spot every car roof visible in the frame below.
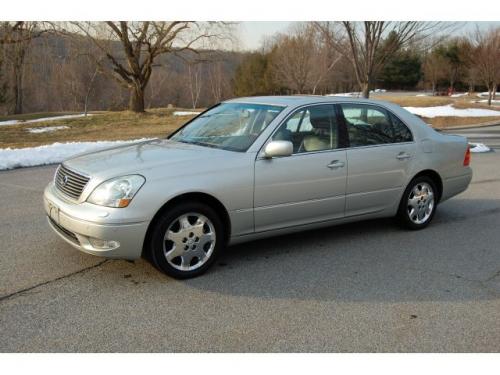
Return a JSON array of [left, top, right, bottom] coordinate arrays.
[[224, 95, 392, 108]]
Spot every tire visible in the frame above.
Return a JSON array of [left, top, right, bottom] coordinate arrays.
[[396, 176, 438, 230], [148, 202, 225, 279]]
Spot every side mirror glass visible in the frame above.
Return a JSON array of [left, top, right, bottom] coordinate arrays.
[[263, 140, 293, 158]]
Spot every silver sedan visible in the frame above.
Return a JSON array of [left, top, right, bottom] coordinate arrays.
[[43, 96, 472, 278]]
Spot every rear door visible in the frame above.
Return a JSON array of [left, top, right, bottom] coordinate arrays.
[[254, 104, 348, 232], [339, 103, 416, 216]]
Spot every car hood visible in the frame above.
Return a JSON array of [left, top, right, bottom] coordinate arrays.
[[64, 139, 230, 178]]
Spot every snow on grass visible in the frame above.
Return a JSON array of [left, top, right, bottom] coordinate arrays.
[[469, 142, 491, 153], [477, 92, 492, 98], [173, 111, 201, 116], [327, 92, 361, 97], [476, 99, 500, 105], [0, 113, 93, 127], [26, 126, 69, 133], [0, 138, 152, 170], [450, 92, 469, 98], [404, 104, 500, 118]]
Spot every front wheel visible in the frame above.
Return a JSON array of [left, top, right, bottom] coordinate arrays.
[[148, 202, 225, 279], [397, 176, 437, 230]]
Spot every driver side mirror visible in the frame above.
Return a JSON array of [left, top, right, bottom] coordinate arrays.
[[263, 140, 293, 158]]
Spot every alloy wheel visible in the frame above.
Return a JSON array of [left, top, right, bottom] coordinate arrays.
[[407, 182, 435, 225], [163, 212, 216, 271]]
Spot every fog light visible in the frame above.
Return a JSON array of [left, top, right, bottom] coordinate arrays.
[[88, 237, 120, 250]]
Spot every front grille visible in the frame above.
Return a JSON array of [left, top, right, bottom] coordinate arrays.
[[48, 217, 80, 245], [54, 164, 89, 200]]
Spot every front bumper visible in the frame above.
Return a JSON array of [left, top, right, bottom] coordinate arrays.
[[44, 182, 149, 259]]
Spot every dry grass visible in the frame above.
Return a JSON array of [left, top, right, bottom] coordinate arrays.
[[377, 95, 500, 128], [0, 108, 199, 149], [379, 94, 500, 110], [423, 116, 500, 128], [1, 100, 500, 149], [0, 111, 77, 122], [378, 95, 454, 107]]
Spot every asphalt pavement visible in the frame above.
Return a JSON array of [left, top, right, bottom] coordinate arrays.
[[0, 125, 499, 352]]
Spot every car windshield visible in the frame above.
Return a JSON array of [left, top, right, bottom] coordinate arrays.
[[169, 102, 284, 152]]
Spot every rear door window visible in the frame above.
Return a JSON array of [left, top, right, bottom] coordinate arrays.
[[339, 104, 413, 147]]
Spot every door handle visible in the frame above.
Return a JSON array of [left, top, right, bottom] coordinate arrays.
[[396, 152, 411, 160], [327, 160, 345, 169]]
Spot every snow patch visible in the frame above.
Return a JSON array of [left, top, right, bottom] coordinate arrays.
[[0, 113, 93, 127], [26, 126, 70, 134], [476, 99, 500, 105], [477, 92, 492, 98], [450, 92, 468, 98], [173, 111, 201, 116], [0, 138, 152, 170], [416, 94, 429, 97], [327, 92, 361, 97], [404, 104, 500, 118], [469, 142, 491, 153]]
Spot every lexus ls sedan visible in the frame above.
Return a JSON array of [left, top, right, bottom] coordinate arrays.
[[44, 96, 472, 278]]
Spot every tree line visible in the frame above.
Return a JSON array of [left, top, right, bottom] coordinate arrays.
[[1, 21, 499, 115], [235, 22, 500, 106]]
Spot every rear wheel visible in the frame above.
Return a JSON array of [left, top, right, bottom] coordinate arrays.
[[148, 202, 225, 279], [397, 176, 437, 230]]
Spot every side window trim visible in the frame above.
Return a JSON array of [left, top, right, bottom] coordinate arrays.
[[333, 103, 349, 149], [296, 109, 307, 133]]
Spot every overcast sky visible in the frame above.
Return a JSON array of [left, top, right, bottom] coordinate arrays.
[[238, 21, 500, 51]]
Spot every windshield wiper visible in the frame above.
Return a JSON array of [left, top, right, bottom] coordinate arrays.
[[176, 139, 220, 149]]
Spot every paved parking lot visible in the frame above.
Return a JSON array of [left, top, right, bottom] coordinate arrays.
[[0, 125, 499, 352]]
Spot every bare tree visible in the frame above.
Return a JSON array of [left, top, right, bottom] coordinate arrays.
[[472, 27, 500, 106], [269, 32, 310, 94], [71, 21, 228, 112], [187, 62, 202, 109], [83, 65, 99, 115], [422, 51, 447, 93], [146, 67, 170, 109], [268, 24, 341, 94], [1, 21, 49, 113], [315, 21, 449, 98], [207, 59, 225, 102], [309, 28, 342, 94]]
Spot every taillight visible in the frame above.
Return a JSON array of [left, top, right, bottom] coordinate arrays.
[[463, 145, 471, 166]]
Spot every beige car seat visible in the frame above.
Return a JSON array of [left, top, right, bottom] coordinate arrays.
[[301, 109, 336, 152]]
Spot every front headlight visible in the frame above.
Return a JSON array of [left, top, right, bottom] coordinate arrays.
[[87, 175, 145, 208]]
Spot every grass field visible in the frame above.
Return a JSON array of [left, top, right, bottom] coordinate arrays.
[[1, 95, 500, 149], [377, 95, 500, 128], [0, 112, 78, 122], [377, 94, 500, 111], [0, 108, 195, 149]]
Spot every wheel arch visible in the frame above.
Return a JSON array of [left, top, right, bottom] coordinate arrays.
[[411, 169, 443, 203], [142, 192, 232, 257]]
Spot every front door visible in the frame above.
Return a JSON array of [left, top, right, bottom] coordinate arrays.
[[254, 104, 348, 232]]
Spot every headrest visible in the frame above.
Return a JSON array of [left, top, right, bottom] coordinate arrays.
[[309, 108, 332, 130]]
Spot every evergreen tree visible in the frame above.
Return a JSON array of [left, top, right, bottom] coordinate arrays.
[[233, 52, 273, 96], [380, 50, 422, 90]]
